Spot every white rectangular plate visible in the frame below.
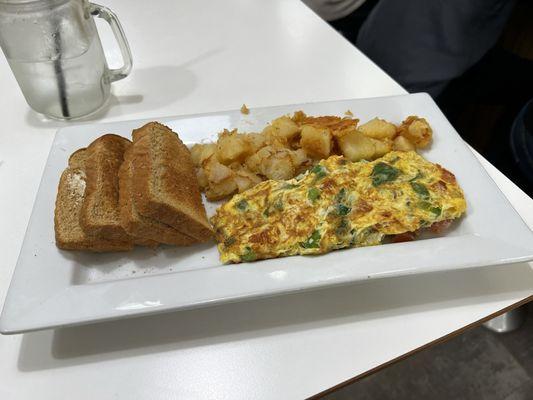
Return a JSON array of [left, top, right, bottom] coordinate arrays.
[[2, 93, 533, 334]]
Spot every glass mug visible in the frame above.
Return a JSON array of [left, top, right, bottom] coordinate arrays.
[[0, 0, 132, 120]]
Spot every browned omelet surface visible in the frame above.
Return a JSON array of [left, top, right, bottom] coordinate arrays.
[[211, 151, 466, 263]]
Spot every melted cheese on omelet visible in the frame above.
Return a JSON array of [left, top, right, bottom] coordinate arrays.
[[211, 151, 466, 263]]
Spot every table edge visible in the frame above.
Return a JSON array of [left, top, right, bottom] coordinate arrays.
[[310, 294, 533, 399]]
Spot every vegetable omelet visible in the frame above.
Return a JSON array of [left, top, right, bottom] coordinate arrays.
[[211, 151, 466, 263]]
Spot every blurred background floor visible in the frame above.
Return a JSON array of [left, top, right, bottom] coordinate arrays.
[[323, 303, 533, 400]]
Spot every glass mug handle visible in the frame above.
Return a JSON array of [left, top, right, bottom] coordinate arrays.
[[89, 3, 133, 82]]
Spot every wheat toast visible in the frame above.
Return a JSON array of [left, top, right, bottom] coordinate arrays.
[[79, 134, 135, 243], [54, 149, 133, 252], [130, 122, 212, 242], [119, 148, 197, 246]]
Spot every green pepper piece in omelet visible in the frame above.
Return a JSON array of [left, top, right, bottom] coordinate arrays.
[[211, 151, 467, 263]]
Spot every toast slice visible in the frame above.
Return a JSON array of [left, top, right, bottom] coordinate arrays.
[[79, 134, 135, 242], [54, 149, 133, 252], [119, 148, 197, 245], [130, 122, 213, 242]]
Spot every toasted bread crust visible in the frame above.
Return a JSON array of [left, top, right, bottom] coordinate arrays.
[[80, 134, 134, 242], [119, 148, 196, 246], [131, 121, 171, 142], [131, 123, 213, 242], [68, 148, 88, 168], [54, 148, 133, 252]]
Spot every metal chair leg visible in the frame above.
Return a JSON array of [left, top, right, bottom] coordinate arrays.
[[483, 305, 527, 333]]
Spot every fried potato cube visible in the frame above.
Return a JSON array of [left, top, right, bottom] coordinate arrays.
[[234, 167, 262, 192], [261, 126, 280, 144], [373, 139, 393, 158], [263, 152, 295, 180], [359, 118, 397, 140], [291, 110, 307, 124], [398, 116, 432, 148], [338, 132, 373, 161], [290, 148, 311, 174], [190, 143, 216, 167], [300, 125, 332, 159], [202, 155, 238, 200], [190, 144, 203, 166], [329, 121, 359, 139], [244, 132, 267, 152], [196, 168, 208, 190], [216, 129, 252, 165], [245, 145, 272, 174], [271, 116, 300, 140], [262, 118, 300, 148], [206, 178, 238, 201], [205, 157, 233, 183], [337, 130, 389, 161], [245, 145, 308, 180], [289, 148, 308, 168], [393, 135, 416, 151]]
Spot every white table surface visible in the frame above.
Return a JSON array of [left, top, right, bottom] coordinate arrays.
[[0, 1, 532, 399]]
